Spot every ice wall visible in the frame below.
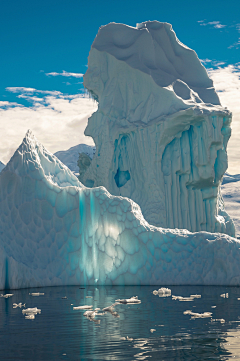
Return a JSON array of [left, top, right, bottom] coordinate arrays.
[[0, 131, 240, 290], [82, 21, 234, 236]]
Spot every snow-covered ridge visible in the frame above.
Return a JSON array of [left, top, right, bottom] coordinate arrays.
[[82, 21, 234, 236], [0, 131, 240, 289]]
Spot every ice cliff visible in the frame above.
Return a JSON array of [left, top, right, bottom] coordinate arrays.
[[81, 21, 234, 236], [0, 131, 240, 290]]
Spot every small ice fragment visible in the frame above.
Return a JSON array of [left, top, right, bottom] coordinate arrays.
[[13, 303, 25, 308], [1, 294, 13, 298], [86, 296, 92, 298], [190, 294, 201, 298], [183, 310, 212, 319], [153, 288, 171, 297], [212, 318, 225, 323], [115, 296, 141, 304], [220, 293, 229, 298], [62, 354, 66, 356], [83, 308, 99, 318], [126, 336, 133, 341], [62, 297, 67, 299], [238, 298, 240, 301], [73, 305, 93, 310], [211, 306, 217, 308], [150, 329, 156, 333], [22, 307, 41, 314], [29, 293, 44, 296], [120, 337, 126, 340], [172, 296, 194, 301], [102, 302, 120, 312], [25, 314, 35, 320]]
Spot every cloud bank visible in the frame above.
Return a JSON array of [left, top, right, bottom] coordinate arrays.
[[207, 63, 240, 174], [0, 88, 97, 164]]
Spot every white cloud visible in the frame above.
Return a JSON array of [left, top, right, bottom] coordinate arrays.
[[228, 38, 240, 49], [207, 64, 240, 174], [198, 20, 226, 29], [0, 88, 97, 164], [46, 70, 84, 78]]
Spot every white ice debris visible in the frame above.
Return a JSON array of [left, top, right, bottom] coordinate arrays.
[[150, 329, 156, 333], [29, 293, 44, 296], [1, 294, 13, 298], [115, 296, 141, 304], [1, 130, 240, 289], [82, 21, 234, 237], [211, 318, 225, 323], [22, 307, 41, 320], [183, 310, 212, 319], [83, 308, 100, 318], [73, 305, 93, 310], [220, 293, 229, 298], [13, 303, 25, 308], [153, 288, 171, 297], [86, 296, 92, 298], [172, 294, 201, 301]]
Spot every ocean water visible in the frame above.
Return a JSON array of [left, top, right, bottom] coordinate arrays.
[[1, 285, 240, 360]]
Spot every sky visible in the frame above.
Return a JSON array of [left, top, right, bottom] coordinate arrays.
[[0, 0, 240, 173]]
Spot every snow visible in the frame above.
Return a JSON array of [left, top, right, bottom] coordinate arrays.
[[1, 131, 240, 289], [82, 21, 234, 236]]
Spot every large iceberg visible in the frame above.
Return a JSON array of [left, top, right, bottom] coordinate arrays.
[[0, 131, 240, 290], [81, 21, 234, 236]]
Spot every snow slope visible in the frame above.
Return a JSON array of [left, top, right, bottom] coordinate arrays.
[[54, 144, 95, 175], [0, 131, 240, 289], [82, 21, 234, 236]]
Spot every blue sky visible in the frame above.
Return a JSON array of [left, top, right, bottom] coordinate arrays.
[[0, 0, 240, 172]]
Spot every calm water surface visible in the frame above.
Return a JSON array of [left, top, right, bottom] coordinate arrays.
[[1, 285, 240, 360]]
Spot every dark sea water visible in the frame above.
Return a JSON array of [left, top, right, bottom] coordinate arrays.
[[1, 285, 240, 360]]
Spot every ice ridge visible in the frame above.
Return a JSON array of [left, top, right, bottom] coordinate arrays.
[[0, 131, 240, 289]]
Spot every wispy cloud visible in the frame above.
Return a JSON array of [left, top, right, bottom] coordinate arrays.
[[198, 20, 226, 29], [0, 88, 97, 164], [46, 70, 84, 78], [228, 38, 240, 49], [200, 59, 226, 67], [207, 64, 240, 174]]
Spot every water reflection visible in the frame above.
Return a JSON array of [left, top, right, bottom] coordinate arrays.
[[0, 285, 240, 360]]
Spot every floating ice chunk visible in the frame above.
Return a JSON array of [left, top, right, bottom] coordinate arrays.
[[115, 296, 141, 304], [25, 314, 36, 320], [190, 294, 201, 299], [183, 310, 212, 319], [13, 303, 25, 308], [238, 298, 240, 301], [220, 293, 229, 298], [22, 307, 41, 315], [172, 296, 194, 301], [29, 292, 44, 296], [212, 318, 225, 323], [83, 308, 100, 318], [150, 329, 156, 333], [22, 307, 41, 319], [211, 306, 217, 308], [86, 296, 92, 298], [153, 288, 171, 297], [120, 337, 126, 340], [126, 336, 133, 341], [73, 305, 93, 310], [1, 294, 13, 298]]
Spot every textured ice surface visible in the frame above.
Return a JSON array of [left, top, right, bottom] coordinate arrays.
[[1, 131, 240, 289], [0, 161, 5, 173], [82, 21, 234, 236]]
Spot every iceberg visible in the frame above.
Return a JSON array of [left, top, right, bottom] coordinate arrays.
[[81, 21, 234, 236], [0, 131, 240, 289]]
